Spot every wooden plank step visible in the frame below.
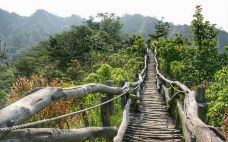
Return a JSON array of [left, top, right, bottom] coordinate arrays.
[[126, 128, 180, 133]]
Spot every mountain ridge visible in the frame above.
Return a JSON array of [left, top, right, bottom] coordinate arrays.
[[0, 9, 227, 59]]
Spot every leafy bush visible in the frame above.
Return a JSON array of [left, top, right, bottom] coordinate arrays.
[[9, 74, 78, 128], [207, 65, 228, 127]]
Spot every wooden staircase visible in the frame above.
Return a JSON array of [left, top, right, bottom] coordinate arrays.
[[123, 52, 183, 142]]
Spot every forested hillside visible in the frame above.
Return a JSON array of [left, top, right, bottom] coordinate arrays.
[[0, 5, 227, 140], [0, 14, 146, 140], [0, 9, 227, 60], [0, 9, 84, 59]]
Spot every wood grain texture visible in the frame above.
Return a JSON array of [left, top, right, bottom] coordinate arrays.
[[0, 127, 117, 142]]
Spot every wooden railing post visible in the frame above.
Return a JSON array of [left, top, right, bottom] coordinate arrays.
[[100, 80, 115, 142], [195, 85, 208, 123], [80, 103, 89, 127], [100, 96, 113, 142], [120, 81, 126, 110], [100, 96, 111, 127], [175, 107, 181, 129], [168, 85, 176, 119], [105, 80, 114, 116]]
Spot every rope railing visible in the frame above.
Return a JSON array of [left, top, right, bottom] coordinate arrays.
[[0, 49, 149, 142], [152, 46, 226, 142], [0, 89, 129, 133]]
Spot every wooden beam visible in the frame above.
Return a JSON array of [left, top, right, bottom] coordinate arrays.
[[176, 101, 192, 142], [113, 99, 131, 142], [152, 47, 226, 142], [0, 127, 117, 142], [0, 84, 123, 127]]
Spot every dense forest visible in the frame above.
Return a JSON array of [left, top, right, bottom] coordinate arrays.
[[0, 5, 227, 140]]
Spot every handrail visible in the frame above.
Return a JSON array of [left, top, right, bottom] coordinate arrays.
[[0, 89, 129, 132], [0, 127, 118, 142], [153, 46, 226, 142], [114, 48, 148, 142], [113, 98, 131, 142], [0, 48, 149, 141]]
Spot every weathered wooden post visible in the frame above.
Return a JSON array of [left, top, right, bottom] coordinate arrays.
[[80, 103, 89, 127], [156, 75, 162, 94], [100, 80, 114, 142], [100, 96, 113, 142], [195, 84, 208, 123], [100, 96, 111, 127], [120, 81, 126, 110], [105, 80, 114, 115], [169, 84, 176, 119]]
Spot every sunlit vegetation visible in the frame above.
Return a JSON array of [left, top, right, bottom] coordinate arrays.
[[0, 5, 227, 140], [149, 5, 227, 135]]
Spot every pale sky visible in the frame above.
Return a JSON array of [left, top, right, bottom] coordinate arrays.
[[0, 0, 228, 32]]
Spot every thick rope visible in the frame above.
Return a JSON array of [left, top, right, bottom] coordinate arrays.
[[0, 89, 129, 133], [0, 51, 148, 133], [170, 83, 187, 93]]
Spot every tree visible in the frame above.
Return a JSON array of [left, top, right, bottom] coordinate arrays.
[[85, 16, 100, 31], [207, 65, 228, 127], [191, 5, 218, 48], [97, 13, 122, 38], [47, 26, 94, 70], [149, 19, 169, 41], [156, 35, 189, 75]]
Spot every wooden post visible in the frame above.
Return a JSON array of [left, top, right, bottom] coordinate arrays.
[[100, 96, 112, 142], [80, 103, 89, 127], [105, 80, 114, 115], [195, 85, 208, 123], [169, 85, 176, 118], [100, 96, 111, 127], [175, 107, 181, 129], [113, 99, 131, 142], [120, 81, 126, 110]]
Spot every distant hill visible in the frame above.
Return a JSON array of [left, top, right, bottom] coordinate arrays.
[[0, 10, 227, 60], [120, 14, 228, 52], [0, 9, 85, 59]]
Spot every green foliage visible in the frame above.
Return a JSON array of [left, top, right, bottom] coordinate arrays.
[[132, 35, 146, 55], [111, 68, 128, 84], [224, 46, 228, 51], [191, 5, 218, 48], [156, 6, 227, 84], [0, 40, 7, 61], [15, 44, 49, 77], [47, 26, 94, 70], [97, 13, 122, 38], [96, 64, 112, 82], [0, 64, 15, 90], [3, 13, 147, 140], [207, 65, 228, 127], [170, 61, 185, 79], [153, 6, 227, 130], [84, 64, 129, 85], [148, 19, 169, 41], [66, 60, 85, 81], [156, 35, 190, 74], [0, 89, 7, 109]]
